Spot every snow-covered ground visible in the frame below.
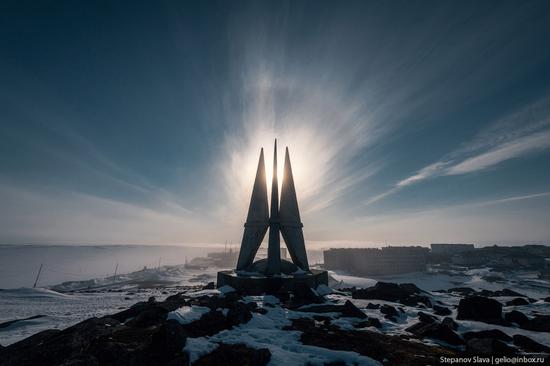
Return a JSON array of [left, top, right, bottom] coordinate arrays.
[[0, 266, 221, 346], [176, 292, 381, 366], [2, 264, 549, 353]]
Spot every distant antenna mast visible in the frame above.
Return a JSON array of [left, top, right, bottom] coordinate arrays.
[[157, 257, 162, 271], [33, 263, 43, 288], [113, 263, 118, 284]]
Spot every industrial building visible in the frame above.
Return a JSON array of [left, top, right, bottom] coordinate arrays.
[[323, 246, 429, 276]]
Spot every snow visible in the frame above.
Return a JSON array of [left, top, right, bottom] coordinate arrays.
[[182, 296, 381, 366], [167, 306, 211, 325], [316, 284, 333, 296], [218, 285, 236, 294]]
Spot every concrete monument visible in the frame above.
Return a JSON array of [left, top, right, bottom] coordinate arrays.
[[217, 140, 328, 294]]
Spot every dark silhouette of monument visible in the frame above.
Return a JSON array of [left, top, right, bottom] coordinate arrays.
[[217, 140, 328, 294]]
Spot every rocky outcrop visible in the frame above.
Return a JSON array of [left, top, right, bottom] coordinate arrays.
[[406, 318, 463, 346], [465, 338, 517, 356], [352, 282, 431, 307], [522, 314, 550, 332], [506, 297, 529, 306], [504, 310, 529, 327], [457, 296, 504, 324], [300, 327, 460, 366], [463, 329, 512, 342], [193, 344, 271, 366], [513, 335, 550, 353]]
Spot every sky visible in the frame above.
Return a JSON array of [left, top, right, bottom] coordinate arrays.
[[1, 0, 550, 247]]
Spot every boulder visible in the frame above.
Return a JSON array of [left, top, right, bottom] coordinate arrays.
[[433, 305, 452, 316], [523, 315, 550, 332], [226, 302, 253, 326], [504, 310, 529, 327], [406, 321, 463, 345], [462, 329, 512, 342], [342, 300, 367, 319], [513, 335, 550, 353], [457, 296, 503, 324], [284, 317, 315, 331], [194, 343, 271, 366], [380, 304, 399, 321], [366, 303, 380, 309], [150, 320, 187, 358], [506, 298, 529, 306], [466, 338, 517, 356], [352, 282, 428, 306], [125, 306, 168, 328], [441, 317, 458, 331], [417, 311, 437, 323], [181, 310, 229, 337], [202, 282, 215, 290]]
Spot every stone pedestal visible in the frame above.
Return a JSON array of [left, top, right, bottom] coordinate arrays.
[[217, 269, 328, 295]]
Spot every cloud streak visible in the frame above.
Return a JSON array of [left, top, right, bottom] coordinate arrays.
[[368, 95, 550, 204]]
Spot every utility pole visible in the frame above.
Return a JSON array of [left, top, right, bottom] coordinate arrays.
[[33, 263, 43, 288], [113, 263, 118, 284]]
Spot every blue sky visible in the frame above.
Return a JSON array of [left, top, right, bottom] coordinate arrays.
[[1, 0, 550, 246]]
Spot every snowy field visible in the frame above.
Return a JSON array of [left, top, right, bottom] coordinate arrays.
[[1, 246, 549, 353]]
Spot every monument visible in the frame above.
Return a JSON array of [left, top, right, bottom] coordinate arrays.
[[217, 140, 328, 294]]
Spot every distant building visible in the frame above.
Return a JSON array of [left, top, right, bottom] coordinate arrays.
[[430, 243, 475, 255], [323, 246, 429, 276], [450, 251, 489, 267]]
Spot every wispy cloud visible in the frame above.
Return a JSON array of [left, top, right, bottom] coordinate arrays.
[[367, 95, 550, 204], [446, 129, 550, 175]]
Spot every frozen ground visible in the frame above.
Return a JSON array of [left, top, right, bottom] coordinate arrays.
[[0, 265, 221, 346], [1, 264, 549, 352]]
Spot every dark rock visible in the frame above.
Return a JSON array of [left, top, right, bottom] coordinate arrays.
[[457, 296, 503, 324], [463, 330, 512, 342], [417, 311, 437, 323], [367, 317, 382, 328], [182, 310, 229, 337], [283, 317, 316, 331], [356, 317, 383, 329], [342, 300, 367, 319], [202, 282, 215, 290], [406, 321, 463, 345], [291, 282, 324, 305], [433, 305, 452, 316], [504, 310, 529, 327], [352, 282, 428, 306], [447, 287, 477, 296], [301, 326, 462, 365], [148, 296, 156, 303], [194, 343, 271, 366], [466, 338, 517, 356], [506, 298, 529, 306], [126, 306, 168, 328], [441, 317, 458, 331], [478, 289, 526, 298], [366, 303, 380, 309], [150, 319, 187, 359], [253, 307, 268, 315], [513, 334, 550, 353], [544, 296, 550, 303], [380, 304, 398, 317], [226, 302, 253, 326], [523, 315, 550, 332]]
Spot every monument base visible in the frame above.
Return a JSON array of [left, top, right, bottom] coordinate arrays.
[[216, 269, 328, 295]]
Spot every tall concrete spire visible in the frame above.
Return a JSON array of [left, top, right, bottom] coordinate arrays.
[[236, 148, 269, 270], [280, 147, 309, 271], [235, 140, 310, 276], [266, 139, 281, 275]]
